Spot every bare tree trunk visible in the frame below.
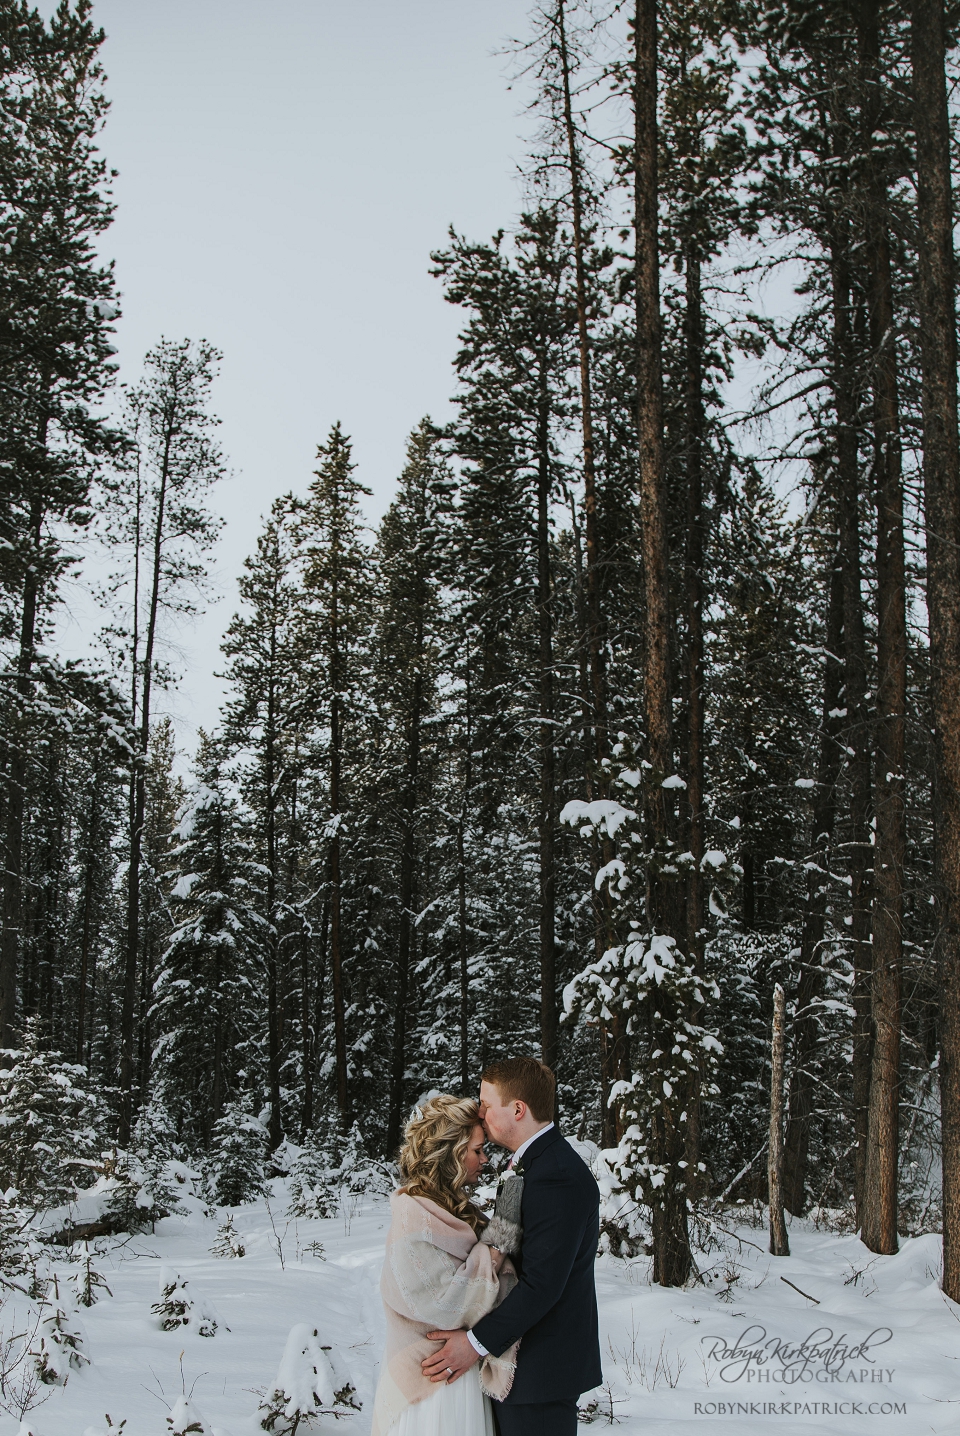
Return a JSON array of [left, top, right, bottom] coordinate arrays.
[[768, 983, 790, 1256], [120, 425, 174, 1144], [859, 0, 906, 1256], [557, 0, 608, 777], [782, 558, 844, 1213], [634, 0, 690, 1287], [911, 0, 960, 1301]]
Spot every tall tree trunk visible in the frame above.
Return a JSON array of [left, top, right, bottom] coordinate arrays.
[[329, 670, 349, 1132], [557, 0, 608, 776], [634, 0, 690, 1287], [265, 668, 284, 1151], [290, 772, 314, 1141], [457, 817, 470, 1091], [120, 426, 173, 1144], [558, 0, 620, 1104], [387, 672, 422, 1154], [536, 378, 558, 1072], [782, 558, 844, 1213], [0, 487, 44, 1046], [683, 251, 706, 968], [457, 637, 473, 1092], [75, 756, 102, 1064], [768, 983, 790, 1255], [859, 0, 906, 1256], [831, 240, 874, 1223], [682, 248, 706, 1182], [911, 0, 960, 1301]]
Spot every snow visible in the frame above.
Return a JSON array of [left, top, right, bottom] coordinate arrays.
[[2, 1182, 957, 1435]]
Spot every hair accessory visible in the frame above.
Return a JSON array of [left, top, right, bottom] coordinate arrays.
[[411, 1105, 424, 1122]]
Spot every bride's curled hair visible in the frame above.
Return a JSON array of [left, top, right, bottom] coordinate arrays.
[[398, 1095, 486, 1233]]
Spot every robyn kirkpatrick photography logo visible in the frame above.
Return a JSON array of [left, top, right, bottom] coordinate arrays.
[[699, 1324, 895, 1386]]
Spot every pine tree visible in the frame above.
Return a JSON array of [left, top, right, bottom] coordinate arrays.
[[222, 494, 313, 1147], [0, 1018, 102, 1206], [100, 338, 226, 1141], [0, 0, 121, 1045], [208, 1100, 268, 1207], [299, 425, 372, 1133], [152, 739, 262, 1147], [370, 421, 453, 1151]]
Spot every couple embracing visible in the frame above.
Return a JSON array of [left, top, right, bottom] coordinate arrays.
[[371, 1056, 602, 1436]]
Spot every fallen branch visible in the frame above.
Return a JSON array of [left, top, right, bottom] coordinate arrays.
[[780, 1275, 820, 1304]]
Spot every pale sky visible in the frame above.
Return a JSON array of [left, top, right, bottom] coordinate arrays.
[[63, 0, 534, 746]]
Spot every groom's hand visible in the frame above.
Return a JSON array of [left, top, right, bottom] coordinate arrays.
[[422, 1328, 479, 1383]]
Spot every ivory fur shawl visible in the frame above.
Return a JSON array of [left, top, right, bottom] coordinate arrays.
[[371, 1190, 518, 1436]]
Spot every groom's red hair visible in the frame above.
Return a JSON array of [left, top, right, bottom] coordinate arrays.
[[482, 1056, 556, 1122]]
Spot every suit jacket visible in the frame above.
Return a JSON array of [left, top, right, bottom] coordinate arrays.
[[472, 1127, 602, 1404]]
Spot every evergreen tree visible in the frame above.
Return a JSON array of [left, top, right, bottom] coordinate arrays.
[[100, 338, 226, 1140], [151, 739, 262, 1147], [299, 425, 372, 1133], [222, 494, 313, 1147], [0, 0, 121, 1045]]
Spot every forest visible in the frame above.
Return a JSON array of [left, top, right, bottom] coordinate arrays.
[[3, 0, 960, 1305]]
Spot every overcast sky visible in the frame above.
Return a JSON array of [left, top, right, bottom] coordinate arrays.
[[63, 0, 535, 746]]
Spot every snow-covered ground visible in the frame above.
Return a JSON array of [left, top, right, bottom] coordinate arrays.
[[2, 1182, 957, 1436]]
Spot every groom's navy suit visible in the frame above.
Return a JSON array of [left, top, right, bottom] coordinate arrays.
[[472, 1127, 602, 1435]]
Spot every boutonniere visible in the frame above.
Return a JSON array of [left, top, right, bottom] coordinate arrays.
[[497, 1162, 524, 1187]]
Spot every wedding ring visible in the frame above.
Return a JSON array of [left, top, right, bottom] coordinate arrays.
[[446, 1367, 454, 1376]]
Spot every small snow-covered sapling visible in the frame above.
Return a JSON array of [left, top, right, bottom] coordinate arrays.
[[32, 1281, 89, 1385], [72, 1243, 113, 1307], [81, 1417, 127, 1436], [258, 1324, 361, 1432], [166, 1395, 213, 1435], [152, 1268, 220, 1336], [210, 1215, 245, 1258]]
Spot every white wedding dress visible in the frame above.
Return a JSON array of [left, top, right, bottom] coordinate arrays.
[[392, 1368, 495, 1436]]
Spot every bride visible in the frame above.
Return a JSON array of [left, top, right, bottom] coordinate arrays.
[[371, 1096, 518, 1436]]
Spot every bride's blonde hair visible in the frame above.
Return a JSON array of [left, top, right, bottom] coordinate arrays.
[[398, 1095, 485, 1233]]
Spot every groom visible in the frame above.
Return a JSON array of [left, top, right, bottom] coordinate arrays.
[[422, 1056, 602, 1435]]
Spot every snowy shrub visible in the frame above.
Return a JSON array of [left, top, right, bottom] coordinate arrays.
[[210, 1215, 245, 1258], [208, 1102, 268, 1207], [562, 774, 727, 1261], [259, 1324, 360, 1432], [166, 1395, 213, 1434], [70, 1244, 112, 1307], [30, 1295, 88, 1386], [82, 1418, 126, 1436], [0, 1190, 31, 1279], [102, 1150, 183, 1236], [287, 1140, 338, 1220], [151, 1268, 218, 1337], [334, 1123, 393, 1197], [0, 1022, 103, 1208]]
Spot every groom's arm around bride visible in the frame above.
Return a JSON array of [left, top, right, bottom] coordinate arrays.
[[423, 1057, 602, 1436]]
